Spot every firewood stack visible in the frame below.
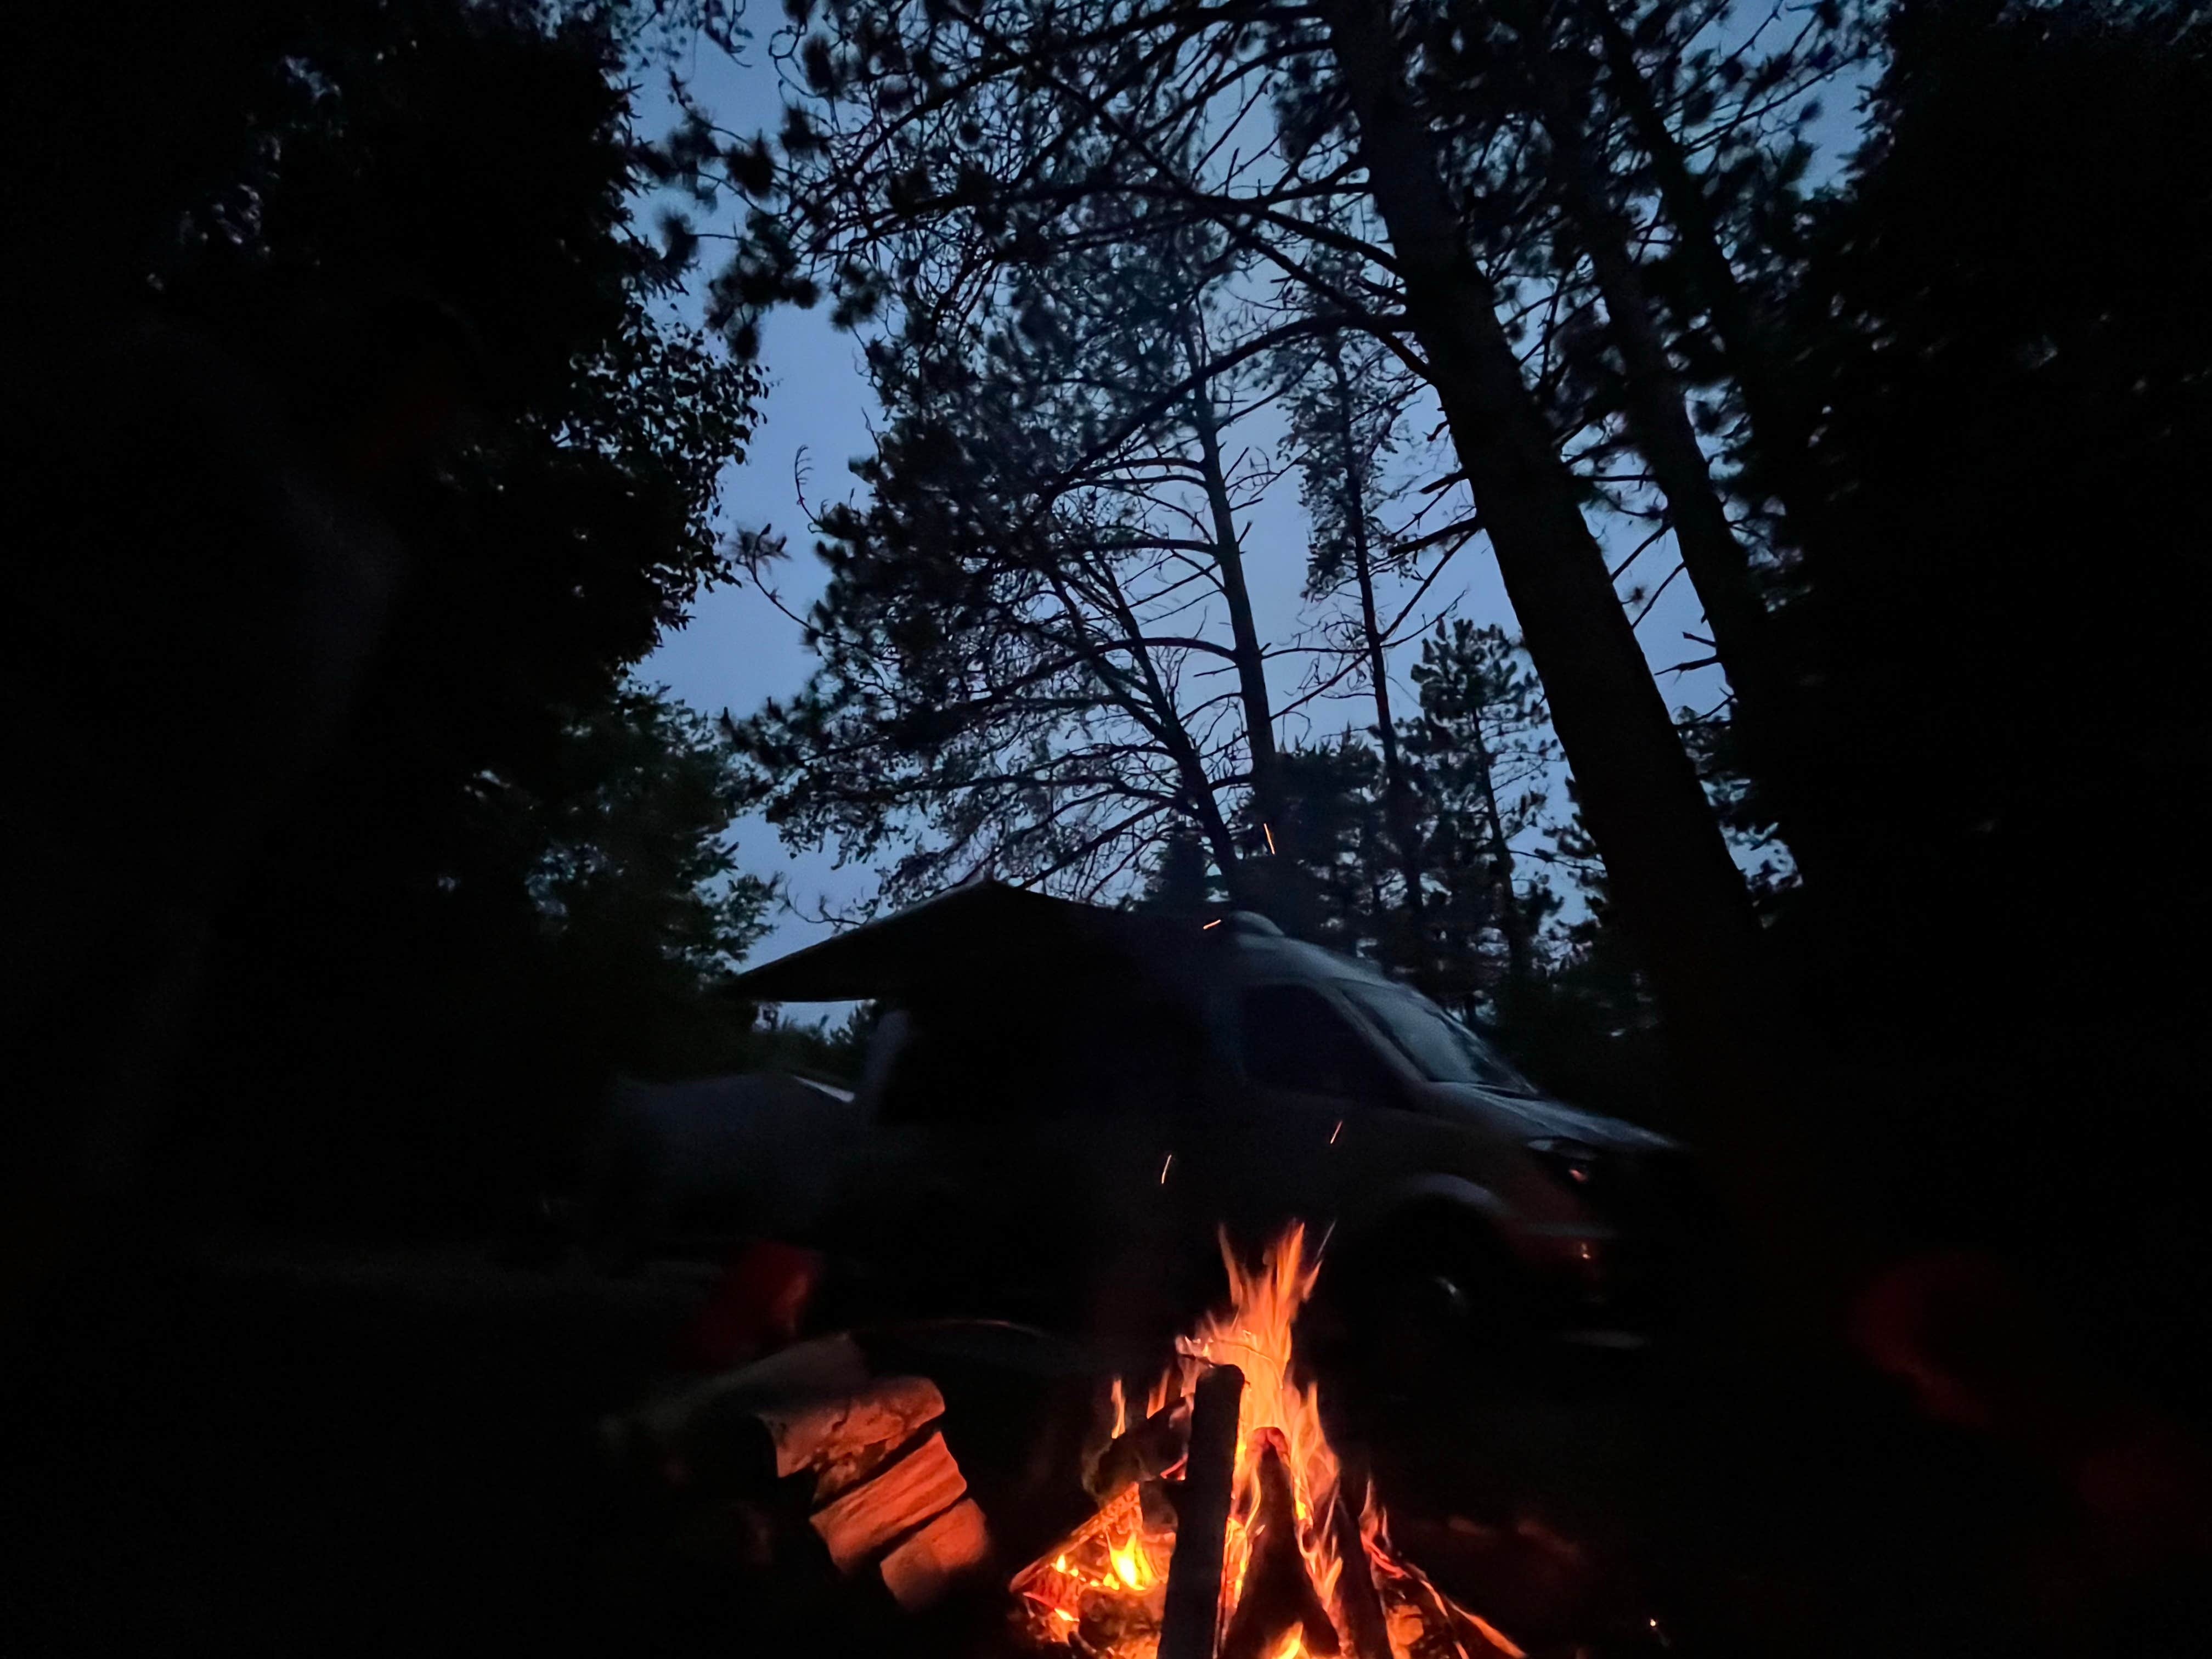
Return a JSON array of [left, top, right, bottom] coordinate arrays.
[[605, 1333, 994, 1612]]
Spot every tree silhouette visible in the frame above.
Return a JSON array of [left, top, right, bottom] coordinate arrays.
[[13, 0, 772, 1237], [1747, 0, 2212, 1049], [674, 1, 1787, 1109]]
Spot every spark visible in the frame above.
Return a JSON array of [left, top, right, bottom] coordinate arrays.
[[1329, 1119, 1342, 1144], [1203, 918, 1223, 930], [1262, 822, 1277, 855], [1159, 1152, 1175, 1184]]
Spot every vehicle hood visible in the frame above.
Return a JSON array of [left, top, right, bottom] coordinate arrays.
[[1420, 1081, 1677, 1152]]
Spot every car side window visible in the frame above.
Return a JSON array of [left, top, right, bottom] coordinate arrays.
[[1237, 984, 1387, 1099]]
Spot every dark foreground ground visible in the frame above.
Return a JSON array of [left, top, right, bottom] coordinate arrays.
[[2, 1243, 699, 1655], [2, 1239, 2200, 1658]]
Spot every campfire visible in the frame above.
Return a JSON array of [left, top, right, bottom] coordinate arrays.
[[1009, 1224, 1522, 1659]]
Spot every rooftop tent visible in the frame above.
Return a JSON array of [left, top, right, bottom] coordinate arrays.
[[725, 879, 1205, 1006]]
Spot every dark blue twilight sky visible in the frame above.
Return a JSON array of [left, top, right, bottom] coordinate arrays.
[[631, 34, 1864, 977]]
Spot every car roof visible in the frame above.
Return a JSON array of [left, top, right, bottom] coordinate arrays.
[[1221, 928, 1396, 989]]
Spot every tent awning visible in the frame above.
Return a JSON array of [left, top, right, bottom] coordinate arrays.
[[725, 880, 1194, 1004]]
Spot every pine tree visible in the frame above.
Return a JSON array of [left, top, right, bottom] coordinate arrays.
[[1280, 315, 1438, 939], [727, 195, 1291, 910], [1403, 620, 1561, 1007]]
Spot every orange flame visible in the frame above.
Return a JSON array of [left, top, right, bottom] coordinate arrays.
[[1009, 1224, 1522, 1659]]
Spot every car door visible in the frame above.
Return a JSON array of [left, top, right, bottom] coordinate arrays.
[[1213, 980, 1403, 1234]]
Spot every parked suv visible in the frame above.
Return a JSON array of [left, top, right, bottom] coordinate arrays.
[[731, 886, 1697, 1350]]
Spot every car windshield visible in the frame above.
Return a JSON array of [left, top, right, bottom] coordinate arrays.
[[1339, 983, 1537, 1094]]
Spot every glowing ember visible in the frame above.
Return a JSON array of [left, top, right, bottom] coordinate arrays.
[[1011, 1225, 1522, 1659]]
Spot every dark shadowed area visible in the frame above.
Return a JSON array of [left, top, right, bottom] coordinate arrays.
[[5, 2, 2209, 1657]]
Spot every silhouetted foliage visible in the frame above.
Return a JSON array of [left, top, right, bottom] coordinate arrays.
[[1142, 826, 1227, 915], [1402, 620, 1562, 1006], [14, 0, 771, 1237], [1658, 2, 2212, 1337], [1742, 0, 2212, 1048], [511, 685, 782, 1065], [721, 163, 1301, 914]]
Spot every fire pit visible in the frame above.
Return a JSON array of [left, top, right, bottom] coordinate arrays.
[[1009, 1224, 1522, 1659], [597, 1224, 1647, 1658]]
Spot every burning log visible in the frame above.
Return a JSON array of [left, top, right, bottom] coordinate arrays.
[[1007, 1225, 1525, 1659], [1084, 1397, 1190, 1502], [810, 1429, 969, 1573], [1219, 1433, 1340, 1659], [1158, 1362, 1243, 1659], [1426, 1580, 1526, 1658], [1328, 1486, 1395, 1659]]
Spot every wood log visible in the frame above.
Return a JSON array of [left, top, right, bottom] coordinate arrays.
[[757, 1374, 945, 1487], [1219, 1434, 1339, 1659], [1439, 1595, 1527, 1658], [1159, 1362, 1243, 1659], [613, 1348, 946, 1504], [1328, 1485, 1395, 1659], [878, 1497, 991, 1611], [625, 1333, 870, 1456], [809, 1430, 968, 1573], [1085, 1398, 1189, 1501]]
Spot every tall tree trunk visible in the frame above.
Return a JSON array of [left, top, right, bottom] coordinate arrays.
[[1581, 0, 1823, 544], [1509, 6, 1825, 880], [1189, 381, 1286, 840], [1316, 0, 1801, 1220], [1510, 12, 1780, 719], [1325, 346, 1428, 923]]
